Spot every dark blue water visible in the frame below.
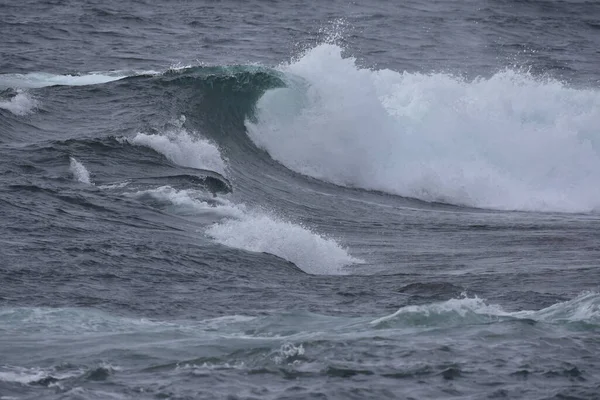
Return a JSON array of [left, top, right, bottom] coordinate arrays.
[[1, 1, 600, 399]]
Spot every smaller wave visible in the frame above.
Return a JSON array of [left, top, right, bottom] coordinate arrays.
[[127, 117, 227, 177], [0, 91, 37, 116], [128, 186, 360, 274], [371, 291, 600, 327], [69, 157, 92, 185]]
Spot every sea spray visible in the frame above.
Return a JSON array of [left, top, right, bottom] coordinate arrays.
[[0, 91, 37, 116], [128, 117, 228, 176], [69, 157, 92, 184]]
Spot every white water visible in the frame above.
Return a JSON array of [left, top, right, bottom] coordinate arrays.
[[246, 44, 600, 212], [0, 365, 84, 385], [69, 157, 92, 184], [372, 291, 600, 326], [0, 91, 37, 115], [128, 186, 359, 274], [206, 208, 360, 274], [128, 118, 228, 176], [0, 72, 134, 89]]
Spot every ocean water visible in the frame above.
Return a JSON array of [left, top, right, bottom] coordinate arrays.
[[1, 1, 600, 399]]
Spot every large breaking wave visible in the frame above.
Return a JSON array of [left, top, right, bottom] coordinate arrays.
[[246, 44, 600, 212]]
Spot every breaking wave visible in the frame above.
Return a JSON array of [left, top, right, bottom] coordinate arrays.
[[246, 44, 600, 212], [128, 186, 360, 275], [127, 116, 228, 176], [0, 91, 37, 116], [69, 157, 92, 184]]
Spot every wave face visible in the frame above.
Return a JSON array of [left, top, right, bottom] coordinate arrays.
[[246, 44, 600, 212]]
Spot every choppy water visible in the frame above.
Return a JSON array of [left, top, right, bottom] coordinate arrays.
[[1, 1, 600, 399]]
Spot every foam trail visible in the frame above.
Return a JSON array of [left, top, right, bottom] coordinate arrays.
[[128, 118, 227, 176], [246, 44, 600, 212], [0, 91, 37, 115], [128, 186, 360, 274], [69, 157, 92, 185]]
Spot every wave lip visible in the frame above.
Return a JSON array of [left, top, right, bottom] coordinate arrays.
[[246, 43, 600, 213]]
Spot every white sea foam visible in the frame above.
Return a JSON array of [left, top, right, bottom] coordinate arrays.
[[0, 91, 37, 115], [0, 71, 145, 89], [128, 120, 227, 176], [128, 186, 360, 274], [246, 43, 600, 212], [69, 157, 92, 185], [273, 343, 305, 365], [206, 211, 360, 274], [371, 291, 600, 326], [0, 367, 47, 384], [0, 307, 177, 335], [0, 365, 82, 385]]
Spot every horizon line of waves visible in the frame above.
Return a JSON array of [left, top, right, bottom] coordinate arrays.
[[371, 291, 600, 328], [126, 185, 361, 275], [245, 43, 600, 213]]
